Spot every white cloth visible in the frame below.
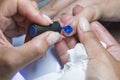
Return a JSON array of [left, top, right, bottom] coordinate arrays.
[[34, 43, 88, 80]]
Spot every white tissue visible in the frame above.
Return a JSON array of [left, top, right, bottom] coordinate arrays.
[[34, 43, 88, 80], [34, 42, 106, 80], [59, 43, 88, 80]]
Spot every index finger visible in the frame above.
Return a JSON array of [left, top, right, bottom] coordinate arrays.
[[18, 0, 53, 26], [91, 21, 120, 61], [77, 17, 110, 59]]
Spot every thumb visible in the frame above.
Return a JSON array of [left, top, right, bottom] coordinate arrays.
[[77, 17, 120, 80], [18, 0, 53, 26], [77, 17, 103, 58], [14, 31, 63, 67], [77, 17, 110, 59]]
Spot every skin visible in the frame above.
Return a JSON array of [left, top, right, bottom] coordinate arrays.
[[40, 0, 74, 19], [0, 0, 53, 42], [0, 0, 63, 80], [42, 0, 120, 79], [41, 0, 120, 38], [0, 0, 120, 79], [41, 0, 120, 21], [41, 0, 120, 39], [38, 0, 120, 79], [79, 19, 120, 80], [55, 14, 120, 62], [54, 0, 120, 67], [52, 1, 120, 77], [55, 17, 120, 79]]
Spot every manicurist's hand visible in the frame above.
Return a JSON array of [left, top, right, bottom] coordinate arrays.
[[55, 17, 120, 80], [0, 0, 53, 41], [0, 0, 63, 80], [77, 17, 120, 80]]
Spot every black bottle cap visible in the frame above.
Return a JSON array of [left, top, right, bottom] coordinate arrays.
[[28, 21, 61, 37]]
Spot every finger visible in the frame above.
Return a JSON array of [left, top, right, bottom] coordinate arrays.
[[63, 6, 101, 37], [13, 31, 63, 68], [73, 5, 83, 16], [53, 2, 75, 20], [60, 14, 73, 25], [52, 0, 79, 23], [40, 0, 74, 18], [55, 3, 101, 37], [73, 7, 96, 23], [53, 0, 89, 20], [75, 3, 102, 21], [18, 0, 53, 26], [77, 17, 108, 59], [55, 40, 69, 64], [51, 2, 83, 37], [0, 29, 12, 46], [52, 1, 80, 21], [91, 21, 118, 47], [60, 5, 83, 36], [91, 22, 120, 61], [77, 18, 120, 79], [59, 14, 76, 36], [64, 36, 77, 49]]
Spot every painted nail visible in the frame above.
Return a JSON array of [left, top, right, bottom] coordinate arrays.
[[42, 14, 53, 24], [47, 32, 64, 45], [79, 17, 90, 31], [62, 25, 73, 35]]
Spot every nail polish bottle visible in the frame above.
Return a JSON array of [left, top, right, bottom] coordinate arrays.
[[28, 21, 73, 37]]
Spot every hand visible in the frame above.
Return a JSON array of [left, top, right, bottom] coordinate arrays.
[[0, 0, 53, 42], [58, 0, 120, 36], [55, 17, 120, 79], [72, 0, 120, 21], [78, 17, 120, 80], [40, 0, 74, 18], [41, 0, 120, 25], [0, 0, 63, 80], [53, 13, 79, 64]]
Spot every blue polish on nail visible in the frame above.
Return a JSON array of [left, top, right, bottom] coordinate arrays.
[[62, 25, 73, 35]]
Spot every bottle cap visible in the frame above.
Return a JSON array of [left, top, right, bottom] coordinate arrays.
[[28, 21, 61, 37]]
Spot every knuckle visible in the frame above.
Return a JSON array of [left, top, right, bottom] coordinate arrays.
[[32, 39, 49, 56]]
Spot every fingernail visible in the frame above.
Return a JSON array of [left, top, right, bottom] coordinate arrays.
[[47, 32, 64, 45], [100, 41, 107, 48], [42, 14, 53, 24], [79, 17, 90, 31]]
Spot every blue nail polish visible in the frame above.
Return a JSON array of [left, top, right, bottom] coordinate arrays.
[[62, 25, 73, 35]]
